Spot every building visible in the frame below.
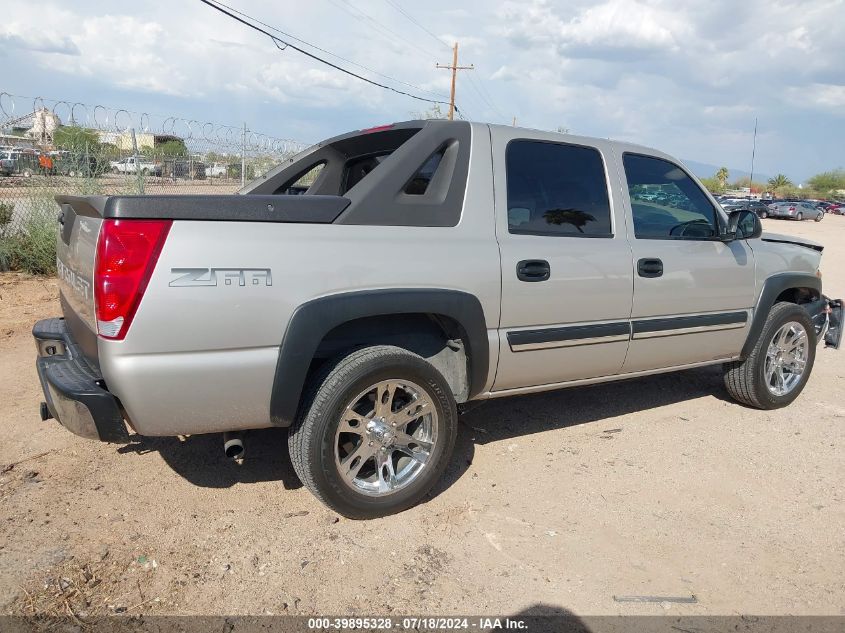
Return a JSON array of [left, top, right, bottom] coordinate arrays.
[[96, 131, 183, 151]]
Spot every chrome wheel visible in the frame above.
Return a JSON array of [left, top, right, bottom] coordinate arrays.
[[334, 379, 438, 497], [765, 321, 809, 396]]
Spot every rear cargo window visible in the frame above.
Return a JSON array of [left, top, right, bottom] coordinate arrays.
[[506, 140, 612, 237], [342, 154, 390, 194]]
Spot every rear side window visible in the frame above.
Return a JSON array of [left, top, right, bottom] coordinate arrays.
[[623, 154, 719, 240], [506, 140, 612, 237], [404, 148, 445, 195]]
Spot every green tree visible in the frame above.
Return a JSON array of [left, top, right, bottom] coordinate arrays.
[[412, 104, 446, 120], [807, 169, 845, 195], [699, 176, 724, 193], [716, 166, 729, 187], [768, 174, 793, 189], [52, 125, 100, 152], [156, 139, 188, 157]]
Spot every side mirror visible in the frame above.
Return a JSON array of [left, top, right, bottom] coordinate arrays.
[[727, 209, 762, 240]]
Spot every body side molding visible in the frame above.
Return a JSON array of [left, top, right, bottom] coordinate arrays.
[[507, 322, 630, 352], [269, 289, 489, 427]]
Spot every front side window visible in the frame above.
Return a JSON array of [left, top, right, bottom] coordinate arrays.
[[623, 154, 720, 240], [506, 140, 612, 237]]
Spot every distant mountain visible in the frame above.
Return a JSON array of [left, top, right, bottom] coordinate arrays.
[[682, 159, 768, 185]]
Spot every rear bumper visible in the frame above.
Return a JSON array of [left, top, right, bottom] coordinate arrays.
[[33, 318, 129, 443]]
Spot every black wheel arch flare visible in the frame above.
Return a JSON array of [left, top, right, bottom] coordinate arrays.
[[270, 289, 488, 427], [741, 272, 822, 359]]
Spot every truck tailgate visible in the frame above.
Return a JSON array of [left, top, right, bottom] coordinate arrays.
[[55, 197, 102, 364]]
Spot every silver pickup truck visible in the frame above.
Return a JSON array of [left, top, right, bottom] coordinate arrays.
[[34, 120, 842, 518]]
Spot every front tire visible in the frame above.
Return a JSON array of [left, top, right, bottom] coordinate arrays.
[[288, 345, 458, 519], [759, 211, 768, 219], [723, 302, 816, 409], [796, 212, 803, 221]]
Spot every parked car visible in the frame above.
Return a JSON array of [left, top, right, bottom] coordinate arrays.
[[163, 159, 206, 180], [36, 120, 843, 518], [767, 201, 824, 221], [0, 149, 38, 177], [110, 157, 162, 176], [722, 199, 772, 218], [53, 151, 104, 178], [205, 162, 228, 178]]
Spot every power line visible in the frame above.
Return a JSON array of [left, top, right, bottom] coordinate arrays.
[[326, 0, 438, 62], [384, 0, 451, 50], [381, 1, 505, 122], [198, 0, 454, 109], [207, 0, 449, 101]]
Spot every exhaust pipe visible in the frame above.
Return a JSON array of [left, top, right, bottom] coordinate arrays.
[[223, 432, 244, 460]]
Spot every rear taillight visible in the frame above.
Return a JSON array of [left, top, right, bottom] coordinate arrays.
[[94, 219, 171, 340]]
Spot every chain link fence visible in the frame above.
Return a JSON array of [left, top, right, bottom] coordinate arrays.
[[0, 92, 308, 272]]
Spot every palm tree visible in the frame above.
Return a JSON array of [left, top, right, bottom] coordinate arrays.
[[716, 167, 729, 188], [768, 174, 792, 189]]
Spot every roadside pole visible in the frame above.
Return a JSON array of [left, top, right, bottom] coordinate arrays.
[[241, 122, 246, 188], [130, 128, 144, 195]]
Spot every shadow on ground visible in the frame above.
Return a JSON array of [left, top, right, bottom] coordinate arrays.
[[504, 603, 590, 633], [432, 364, 729, 497], [118, 365, 729, 497], [117, 427, 302, 490]]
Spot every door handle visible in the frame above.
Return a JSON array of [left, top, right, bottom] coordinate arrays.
[[637, 257, 663, 278], [516, 259, 550, 282]]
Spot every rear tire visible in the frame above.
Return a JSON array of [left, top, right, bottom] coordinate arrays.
[[796, 212, 803, 221], [723, 302, 816, 409], [288, 345, 458, 519]]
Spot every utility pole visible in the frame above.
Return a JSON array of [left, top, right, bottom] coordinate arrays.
[[749, 117, 758, 196], [241, 122, 247, 188], [436, 42, 473, 120]]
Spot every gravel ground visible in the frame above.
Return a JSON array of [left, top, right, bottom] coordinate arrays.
[[0, 216, 843, 618]]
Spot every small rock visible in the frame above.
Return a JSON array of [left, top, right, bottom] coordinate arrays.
[[59, 578, 72, 592], [221, 563, 232, 573], [545, 530, 557, 537], [284, 510, 309, 518]]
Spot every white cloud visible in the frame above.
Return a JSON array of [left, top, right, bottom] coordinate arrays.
[[1, 23, 79, 55], [0, 0, 842, 179]]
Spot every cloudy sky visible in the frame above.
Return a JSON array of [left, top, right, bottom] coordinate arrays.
[[2, 0, 843, 181]]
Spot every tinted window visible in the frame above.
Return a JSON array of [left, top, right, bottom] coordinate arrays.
[[404, 148, 445, 195], [623, 154, 720, 239], [506, 140, 612, 236]]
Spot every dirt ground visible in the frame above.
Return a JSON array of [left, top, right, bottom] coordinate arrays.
[[0, 217, 843, 619]]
